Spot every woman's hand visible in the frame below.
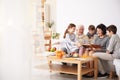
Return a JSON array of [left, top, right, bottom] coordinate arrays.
[[89, 50, 95, 56]]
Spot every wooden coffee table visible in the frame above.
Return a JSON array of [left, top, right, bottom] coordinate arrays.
[[47, 56, 98, 80]]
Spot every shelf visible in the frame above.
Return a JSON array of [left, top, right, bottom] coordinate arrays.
[[49, 64, 94, 75]]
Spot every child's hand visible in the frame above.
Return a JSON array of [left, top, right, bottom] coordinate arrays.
[[75, 43, 82, 47]]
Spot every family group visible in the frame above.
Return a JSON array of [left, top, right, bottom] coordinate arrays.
[[59, 23, 120, 78]]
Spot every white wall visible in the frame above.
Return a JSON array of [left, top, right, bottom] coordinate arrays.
[[45, 0, 57, 32], [56, 0, 120, 38]]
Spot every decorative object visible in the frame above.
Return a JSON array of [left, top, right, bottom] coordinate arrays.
[[46, 21, 54, 28], [52, 32, 60, 39], [55, 50, 64, 59]]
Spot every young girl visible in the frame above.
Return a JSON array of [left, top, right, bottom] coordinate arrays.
[[60, 23, 79, 55]]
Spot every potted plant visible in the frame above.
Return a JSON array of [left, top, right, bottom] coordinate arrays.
[[52, 32, 60, 39], [46, 21, 54, 29]]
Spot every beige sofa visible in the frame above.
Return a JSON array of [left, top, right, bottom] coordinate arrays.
[[113, 59, 120, 79]]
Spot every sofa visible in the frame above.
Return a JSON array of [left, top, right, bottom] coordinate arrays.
[[113, 59, 120, 79]]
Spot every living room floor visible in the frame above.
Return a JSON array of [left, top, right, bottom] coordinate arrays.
[[31, 55, 118, 80]]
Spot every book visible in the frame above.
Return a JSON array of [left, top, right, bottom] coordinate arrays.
[[82, 44, 101, 48]]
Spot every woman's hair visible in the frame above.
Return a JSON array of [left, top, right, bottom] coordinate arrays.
[[96, 23, 106, 35], [88, 25, 95, 30], [63, 23, 76, 38], [107, 25, 117, 34]]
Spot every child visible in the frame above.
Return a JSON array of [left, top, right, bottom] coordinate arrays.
[[60, 23, 79, 55], [86, 25, 96, 44]]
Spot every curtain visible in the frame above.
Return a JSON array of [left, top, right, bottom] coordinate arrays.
[[0, 0, 33, 80]]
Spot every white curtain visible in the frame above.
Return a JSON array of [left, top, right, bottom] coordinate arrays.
[[0, 0, 34, 80]]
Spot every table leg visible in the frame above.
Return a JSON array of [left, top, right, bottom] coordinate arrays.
[[48, 60, 52, 65], [48, 60, 52, 72], [78, 62, 82, 80], [94, 57, 98, 79]]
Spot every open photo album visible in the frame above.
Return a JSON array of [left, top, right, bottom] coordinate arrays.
[[82, 44, 101, 48]]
